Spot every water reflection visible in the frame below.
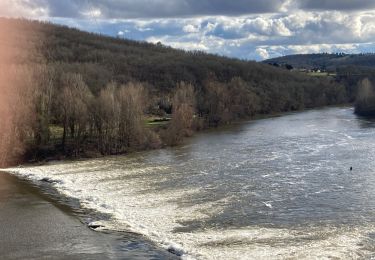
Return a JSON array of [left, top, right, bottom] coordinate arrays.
[[355, 115, 375, 128]]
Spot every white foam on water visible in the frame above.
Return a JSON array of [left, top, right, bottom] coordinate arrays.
[[262, 201, 273, 209], [4, 159, 375, 260]]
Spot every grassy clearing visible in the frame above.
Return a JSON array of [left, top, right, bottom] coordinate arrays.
[[145, 116, 171, 127], [49, 125, 64, 139]]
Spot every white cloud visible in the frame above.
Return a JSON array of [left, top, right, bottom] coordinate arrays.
[[81, 8, 102, 19], [287, 43, 358, 54], [57, 10, 375, 60], [0, 0, 48, 18], [147, 36, 209, 51], [183, 24, 200, 33], [256, 48, 270, 59]]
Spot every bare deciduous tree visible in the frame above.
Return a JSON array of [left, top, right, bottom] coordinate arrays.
[[165, 82, 196, 145], [59, 73, 93, 154], [94, 82, 149, 154]]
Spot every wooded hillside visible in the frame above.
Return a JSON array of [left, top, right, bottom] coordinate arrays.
[[0, 18, 354, 164]]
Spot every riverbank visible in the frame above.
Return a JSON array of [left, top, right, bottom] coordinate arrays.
[[20, 103, 354, 167], [0, 172, 178, 260]]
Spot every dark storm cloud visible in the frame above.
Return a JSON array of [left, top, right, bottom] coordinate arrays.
[[15, 0, 375, 19], [297, 0, 375, 11], [40, 0, 286, 19]]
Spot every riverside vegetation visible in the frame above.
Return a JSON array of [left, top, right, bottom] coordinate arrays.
[[355, 78, 375, 116], [0, 18, 360, 166]]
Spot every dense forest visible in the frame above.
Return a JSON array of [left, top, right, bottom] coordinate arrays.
[[0, 18, 356, 165]]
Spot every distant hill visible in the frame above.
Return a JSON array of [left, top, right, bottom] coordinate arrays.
[[12, 19, 343, 96], [31, 20, 321, 94], [263, 53, 375, 71], [0, 18, 352, 112]]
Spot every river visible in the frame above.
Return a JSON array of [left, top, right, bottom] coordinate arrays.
[[5, 106, 375, 259]]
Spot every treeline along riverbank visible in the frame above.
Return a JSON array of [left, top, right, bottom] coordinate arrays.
[[0, 18, 359, 166]]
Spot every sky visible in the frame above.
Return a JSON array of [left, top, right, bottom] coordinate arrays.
[[2, 0, 375, 60]]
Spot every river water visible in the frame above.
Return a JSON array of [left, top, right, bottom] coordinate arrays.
[[5, 106, 375, 259]]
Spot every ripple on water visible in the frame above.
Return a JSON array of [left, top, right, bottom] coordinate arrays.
[[5, 107, 375, 259]]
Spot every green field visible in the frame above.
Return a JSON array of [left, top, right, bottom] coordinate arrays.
[[306, 72, 337, 77]]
